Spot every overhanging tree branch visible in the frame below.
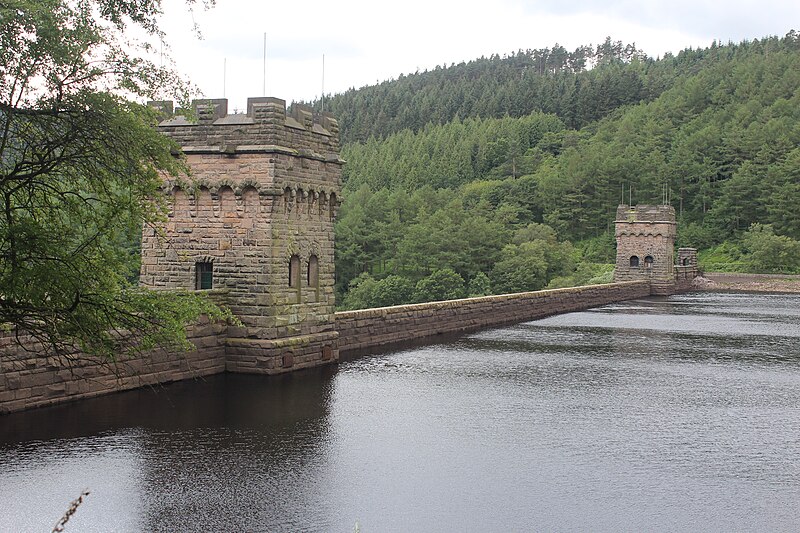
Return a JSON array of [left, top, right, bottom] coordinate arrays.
[[0, 0, 231, 359]]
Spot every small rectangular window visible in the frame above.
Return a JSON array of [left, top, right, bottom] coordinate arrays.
[[196, 262, 213, 290]]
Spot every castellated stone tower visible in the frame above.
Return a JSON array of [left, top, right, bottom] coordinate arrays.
[[140, 97, 343, 373], [613, 204, 677, 295]]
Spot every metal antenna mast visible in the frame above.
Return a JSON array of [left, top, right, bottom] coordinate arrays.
[[263, 33, 267, 96]]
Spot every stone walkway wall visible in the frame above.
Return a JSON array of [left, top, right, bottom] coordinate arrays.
[[336, 281, 651, 356]]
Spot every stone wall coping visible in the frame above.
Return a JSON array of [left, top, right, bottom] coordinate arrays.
[[335, 281, 649, 319]]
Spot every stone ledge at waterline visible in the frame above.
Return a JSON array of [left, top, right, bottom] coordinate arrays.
[[335, 280, 651, 356], [0, 319, 227, 414]]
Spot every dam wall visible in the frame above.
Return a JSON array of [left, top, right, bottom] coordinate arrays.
[[335, 281, 651, 356], [2, 281, 651, 414], [0, 320, 226, 414]]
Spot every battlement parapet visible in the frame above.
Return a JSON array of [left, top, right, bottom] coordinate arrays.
[[616, 204, 676, 224], [615, 204, 676, 239], [148, 97, 341, 159]]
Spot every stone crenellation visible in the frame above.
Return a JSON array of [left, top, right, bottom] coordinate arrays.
[[150, 97, 340, 157]]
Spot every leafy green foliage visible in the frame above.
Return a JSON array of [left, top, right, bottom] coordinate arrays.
[[342, 113, 565, 192], [491, 238, 575, 294], [574, 234, 616, 264], [547, 263, 615, 289], [490, 243, 549, 294], [698, 242, 746, 272], [339, 274, 379, 311], [340, 274, 415, 310], [467, 272, 492, 297], [0, 0, 228, 358], [306, 39, 671, 144], [676, 222, 719, 250], [739, 224, 800, 274], [413, 269, 466, 303]]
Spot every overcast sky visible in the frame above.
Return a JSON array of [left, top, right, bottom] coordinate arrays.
[[158, 0, 799, 112]]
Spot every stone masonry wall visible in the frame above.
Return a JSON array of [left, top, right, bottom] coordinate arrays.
[[614, 204, 677, 295], [675, 248, 699, 291], [335, 281, 651, 356], [1, 281, 652, 413], [141, 97, 342, 374], [0, 320, 226, 414]]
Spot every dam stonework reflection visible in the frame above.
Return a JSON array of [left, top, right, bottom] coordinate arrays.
[[0, 95, 699, 414]]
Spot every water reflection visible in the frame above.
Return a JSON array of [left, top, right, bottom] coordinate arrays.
[[1, 370, 337, 532], [2, 293, 800, 531]]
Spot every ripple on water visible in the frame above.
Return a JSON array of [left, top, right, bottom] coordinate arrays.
[[2, 293, 800, 531]]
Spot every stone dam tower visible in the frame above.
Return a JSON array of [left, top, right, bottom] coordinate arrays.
[[613, 204, 676, 295], [613, 204, 697, 295], [140, 97, 343, 372]]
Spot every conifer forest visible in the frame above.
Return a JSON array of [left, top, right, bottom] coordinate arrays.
[[303, 34, 800, 309]]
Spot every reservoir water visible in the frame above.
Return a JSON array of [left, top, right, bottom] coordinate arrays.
[[2, 292, 800, 532]]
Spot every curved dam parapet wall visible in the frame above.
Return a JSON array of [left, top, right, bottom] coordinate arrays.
[[1, 281, 650, 414], [335, 281, 651, 356]]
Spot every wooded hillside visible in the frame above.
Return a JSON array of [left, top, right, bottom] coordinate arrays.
[[322, 32, 800, 308]]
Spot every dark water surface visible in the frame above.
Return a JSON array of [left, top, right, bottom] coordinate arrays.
[[2, 292, 800, 532]]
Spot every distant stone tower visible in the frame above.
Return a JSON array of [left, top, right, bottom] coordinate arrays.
[[140, 97, 343, 372], [614, 204, 677, 295]]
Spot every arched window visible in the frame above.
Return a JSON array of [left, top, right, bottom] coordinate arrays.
[[218, 186, 237, 218], [242, 186, 259, 214], [629, 256, 640, 268], [644, 256, 654, 268], [329, 192, 337, 221], [289, 255, 301, 288], [682, 257, 690, 266], [307, 255, 319, 287]]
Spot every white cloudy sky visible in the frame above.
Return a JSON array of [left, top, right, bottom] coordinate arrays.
[[158, 0, 799, 111]]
